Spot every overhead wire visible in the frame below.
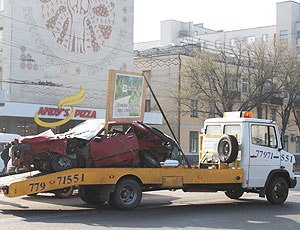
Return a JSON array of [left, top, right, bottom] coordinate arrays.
[[0, 12, 134, 54]]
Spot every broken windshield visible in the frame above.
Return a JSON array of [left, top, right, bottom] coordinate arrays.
[[64, 119, 105, 140]]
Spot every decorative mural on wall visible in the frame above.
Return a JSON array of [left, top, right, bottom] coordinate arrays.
[[41, 0, 115, 54], [8, 0, 133, 106]]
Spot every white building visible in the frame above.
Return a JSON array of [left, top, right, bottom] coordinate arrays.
[[0, 0, 161, 135], [135, 1, 300, 52]]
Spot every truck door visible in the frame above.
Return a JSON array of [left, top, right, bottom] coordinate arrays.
[[248, 124, 280, 188]]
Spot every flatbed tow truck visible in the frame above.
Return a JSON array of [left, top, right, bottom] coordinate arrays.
[[0, 112, 297, 210]]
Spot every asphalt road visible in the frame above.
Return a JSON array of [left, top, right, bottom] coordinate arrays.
[[0, 176, 299, 230]]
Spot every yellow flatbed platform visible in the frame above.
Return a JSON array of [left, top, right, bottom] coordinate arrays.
[[0, 167, 243, 198]]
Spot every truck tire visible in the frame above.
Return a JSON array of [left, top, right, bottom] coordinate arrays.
[[217, 135, 238, 163], [52, 154, 76, 172], [266, 177, 289, 204], [225, 189, 244, 199], [140, 151, 161, 168], [78, 185, 105, 205], [54, 186, 74, 199], [109, 178, 142, 210]]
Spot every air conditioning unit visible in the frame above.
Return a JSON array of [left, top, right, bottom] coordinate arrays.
[[291, 136, 298, 142]]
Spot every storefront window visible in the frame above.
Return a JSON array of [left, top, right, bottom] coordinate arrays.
[[18, 121, 38, 136]]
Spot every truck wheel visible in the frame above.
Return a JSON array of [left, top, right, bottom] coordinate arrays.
[[225, 189, 244, 199], [266, 177, 289, 204], [140, 151, 161, 168], [109, 178, 142, 210], [52, 154, 76, 172], [54, 186, 74, 199], [78, 185, 105, 205], [217, 135, 238, 163]]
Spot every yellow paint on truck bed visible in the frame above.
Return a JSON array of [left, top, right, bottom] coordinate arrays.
[[1, 167, 243, 198]]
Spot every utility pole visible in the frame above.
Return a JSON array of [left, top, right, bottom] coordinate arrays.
[[178, 51, 182, 145]]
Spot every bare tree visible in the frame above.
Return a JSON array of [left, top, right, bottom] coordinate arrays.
[[276, 48, 300, 139], [179, 39, 284, 117]]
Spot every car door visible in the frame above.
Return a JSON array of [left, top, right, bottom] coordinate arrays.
[[91, 131, 139, 167], [248, 124, 280, 188]]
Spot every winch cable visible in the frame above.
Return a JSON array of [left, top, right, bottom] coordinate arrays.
[[142, 73, 191, 168]]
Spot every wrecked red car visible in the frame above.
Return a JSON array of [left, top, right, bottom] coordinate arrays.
[[6, 120, 177, 172]]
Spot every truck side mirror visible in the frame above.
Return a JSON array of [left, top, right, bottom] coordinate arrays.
[[278, 135, 284, 151]]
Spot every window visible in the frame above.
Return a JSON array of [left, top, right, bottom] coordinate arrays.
[[297, 31, 300, 45], [190, 99, 198, 117], [269, 126, 277, 148], [200, 41, 208, 50], [230, 38, 236, 47], [284, 91, 289, 99], [262, 34, 269, 42], [252, 125, 268, 146], [297, 47, 300, 56], [283, 135, 289, 152], [245, 36, 255, 44], [209, 75, 216, 90], [228, 75, 238, 91], [206, 125, 222, 135], [248, 51, 255, 57], [145, 99, 151, 112], [296, 137, 300, 153], [189, 131, 199, 153], [17, 121, 38, 136], [251, 125, 277, 148], [215, 40, 221, 49], [224, 125, 241, 142], [296, 111, 300, 124], [271, 108, 276, 121], [209, 104, 215, 118], [0, 0, 3, 11], [280, 30, 288, 39], [242, 78, 249, 94], [257, 107, 263, 119]]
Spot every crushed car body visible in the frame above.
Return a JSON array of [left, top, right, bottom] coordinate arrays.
[[4, 120, 177, 173]]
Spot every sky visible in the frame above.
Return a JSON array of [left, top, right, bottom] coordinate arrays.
[[134, 0, 282, 43]]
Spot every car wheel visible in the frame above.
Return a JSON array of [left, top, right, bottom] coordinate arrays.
[[225, 189, 244, 199], [78, 185, 105, 205], [217, 135, 238, 163], [266, 177, 289, 205], [109, 178, 142, 210], [54, 186, 74, 199], [52, 154, 76, 172], [139, 151, 161, 168]]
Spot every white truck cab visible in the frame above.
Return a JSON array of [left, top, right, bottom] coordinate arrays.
[[202, 111, 297, 204]]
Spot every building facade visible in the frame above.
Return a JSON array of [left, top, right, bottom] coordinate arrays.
[[0, 0, 162, 135], [134, 1, 300, 163]]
